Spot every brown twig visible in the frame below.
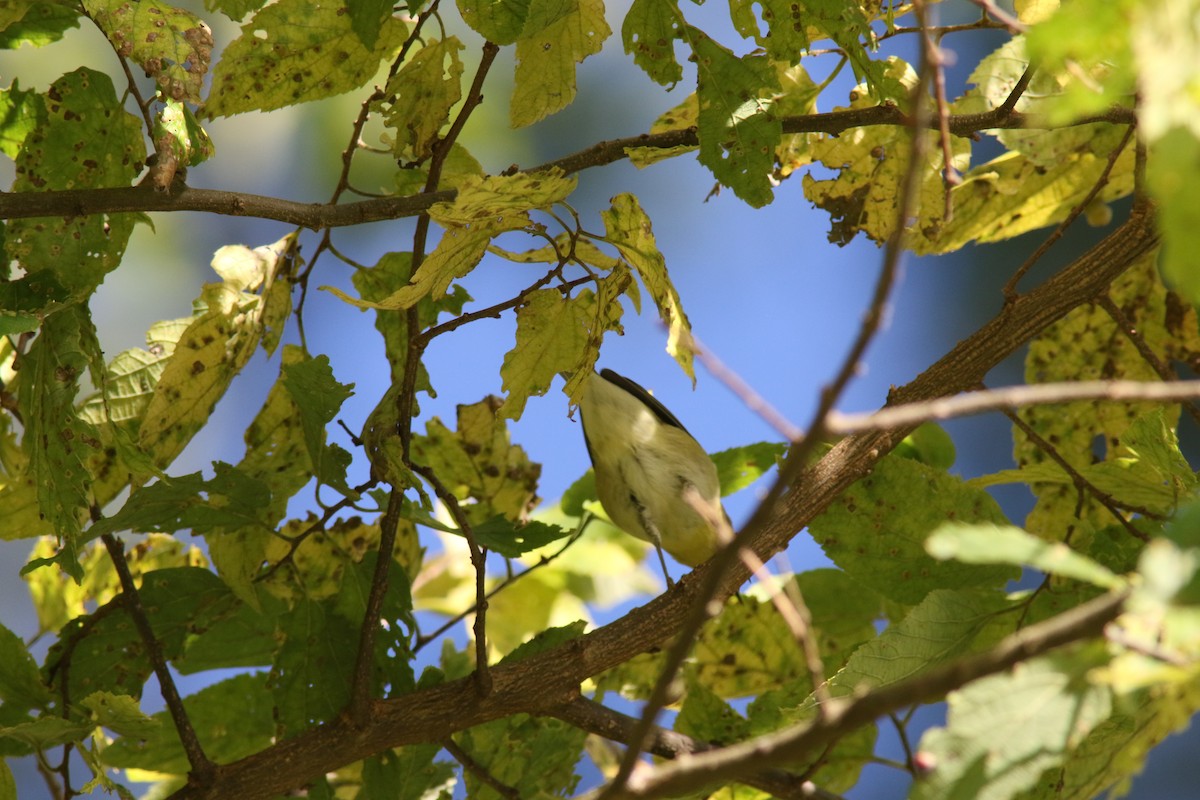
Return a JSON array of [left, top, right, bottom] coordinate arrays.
[[689, 331, 803, 441], [965, 0, 1027, 33], [1002, 405, 1155, 541], [442, 737, 520, 799], [1003, 124, 1136, 298], [412, 463, 494, 696], [413, 528, 584, 653], [254, 477, 380, 584], [553, 697, 846, 800], [100, 534, 214, 779], [826, 378, 1200, 434], [1096, 295, 1200, 427], [914, 0, 961, 219]]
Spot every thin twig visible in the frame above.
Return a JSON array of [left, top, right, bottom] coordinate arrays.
[[1001, 405, 1155, 541], [442, 737, 520, 799], [914, 0, 961, 219], [1003, 124, 1136, 298], [413, 528, 584, 653], [412, 463, 494, 695], [255, 477, 379, 584], [349, 490, 405, 722], [689, 331, 803, 441], [1096, 295, 1200, 427], [737, 549, 829, 707], [100, 534, 214, 778], [965, 0, 1027, 33], [827, 379, 1200, 435], [553, 697, 846, 800]]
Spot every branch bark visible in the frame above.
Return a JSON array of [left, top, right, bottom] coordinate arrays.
[[165, 201, 1159, 800], [0, 105, 1136, 229]]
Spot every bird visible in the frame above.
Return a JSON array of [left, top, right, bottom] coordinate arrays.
[[576, 368, 730, 585]]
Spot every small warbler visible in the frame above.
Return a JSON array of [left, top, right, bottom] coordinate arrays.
[[577, 369, 729, 584]]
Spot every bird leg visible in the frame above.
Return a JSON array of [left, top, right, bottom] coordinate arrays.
[[632, 494, 674, 589]]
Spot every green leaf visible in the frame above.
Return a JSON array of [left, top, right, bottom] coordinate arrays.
[[912, 644, 1113, 800], [337, 553, 417, 698], [83, 0, 212, 104], [0, 716, 92, 750], [328, 171, 577, 311], [102, 672, 275, 775], [7, 68, 144, 298], [678, 677, 751, 744], [499, 288, 596, 419], [0, 81, 41, 159], [0, 1, 80, 48], [455, 714, 585, 800], [961, 37, 1133, 169], [621, 0, 683, 86], [1024, 1, 1135, 123], [137, 236, 291, 472], [510, 0, 612, 127], [205, 346, 319, 609], [711, 442, 786, 496], [926, 523, 1125, 589], [378, 38, 465, 162], [410, 398, 541, 526], [458, 0, 532, 44], [79, 316, 193, 426], [560, 468, 595, 517], [204, 0, 408, 117], [79, 692, 159, 739], [155, 98, 215, 171], [1150, 128, 1200, 306], [813, 590, 1016, 711], [600, 193, 695, 378], [362, 746, 456, 800], [689, 29, 781, 208], [809, 453, 1018, 605], [691, 593, 805, 699], [500, 620, 586, 663], [894, 422, 956, 469], [348, 0, 393, 49], [86, 462, 272, 539], [0, 622, 51, 710], [17, 308, 102, 577], [45, 567, 234, 700], [470, 516, 572, 558], [1016, 253, 1186, 540], [272, 598, 358, 736], [281, 354, 356, 497]]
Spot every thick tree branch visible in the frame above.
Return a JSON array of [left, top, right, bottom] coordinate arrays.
[[165, 205, 1158, 800]]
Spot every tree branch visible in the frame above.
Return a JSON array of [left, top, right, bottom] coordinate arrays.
[[0, 106, 1136, 229], [100, 534, 214, 780], [602, 589, 1127, 799], [553, 697, 845, 800]]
